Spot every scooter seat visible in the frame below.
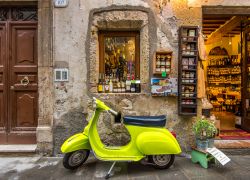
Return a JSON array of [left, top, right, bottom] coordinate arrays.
[[123, 115, 166, 127]]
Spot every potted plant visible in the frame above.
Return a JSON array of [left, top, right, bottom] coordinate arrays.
[[193, 117, 217, 151]]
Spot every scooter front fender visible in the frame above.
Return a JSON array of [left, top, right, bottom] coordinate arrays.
[[136, 131, 181, 155], [61, 133, 91, 153]]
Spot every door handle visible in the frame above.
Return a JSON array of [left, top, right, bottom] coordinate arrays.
[[20, 76, 29, 86], [10, 86, 14, 90]]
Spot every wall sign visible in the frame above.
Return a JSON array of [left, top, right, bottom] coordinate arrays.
[[54, 0, 69, 8], [151, 78, 178, 97]]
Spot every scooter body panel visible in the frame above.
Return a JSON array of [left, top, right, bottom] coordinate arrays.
[[136, 130, 182, 155], [61, 133, 91, 153]]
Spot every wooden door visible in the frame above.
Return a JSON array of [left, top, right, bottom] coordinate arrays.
[[242, 27, 250, 132], [0, 7, 38, 144], [0, 23, 7, 143]]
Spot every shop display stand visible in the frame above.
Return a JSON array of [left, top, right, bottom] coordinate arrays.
[[178, 26, 198, 115], [207, 55, 241, 112], [191, 147, 215, 169], [153, 51, 172, 75]]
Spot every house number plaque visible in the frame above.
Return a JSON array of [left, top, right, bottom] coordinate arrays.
[[54, 0, 69, 8]]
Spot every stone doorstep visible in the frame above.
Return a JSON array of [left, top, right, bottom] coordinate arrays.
[[0, 144, 37, 153], [214, 139, 250, 155], [215, 139, 250, 148]]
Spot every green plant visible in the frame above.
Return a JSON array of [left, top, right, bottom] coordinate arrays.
[[193, 118, 217, 139]]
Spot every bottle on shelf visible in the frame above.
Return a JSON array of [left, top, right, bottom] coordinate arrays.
[[135, 76, 141, 93], [117, 81, 121, 93], [102, 74, 105, 93], [98, 73, 103, 93], [121, 81, 126, 93], [113, 79, 117, 93], [105, 79, 109, 93], [130, 75, 136, 93], [109, 79, 113, 93], [126, 75, 131, 93]]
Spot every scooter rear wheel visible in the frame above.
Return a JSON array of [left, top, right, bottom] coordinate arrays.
[[149, 154, 175, 169], [63, 150, 90, 170]]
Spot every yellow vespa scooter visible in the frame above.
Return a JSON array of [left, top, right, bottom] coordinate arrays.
[[61, 97, 181, 178]]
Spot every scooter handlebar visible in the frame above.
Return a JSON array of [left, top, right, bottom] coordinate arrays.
[[108, 109, 118, 116], [92, 97, 118, 116]]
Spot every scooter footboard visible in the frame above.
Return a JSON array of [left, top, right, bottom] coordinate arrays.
[[136, 131, 181, 155], [61, 133, 91, 153]]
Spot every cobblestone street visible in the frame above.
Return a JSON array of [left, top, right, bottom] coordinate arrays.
[[0, 154, 249, 180]]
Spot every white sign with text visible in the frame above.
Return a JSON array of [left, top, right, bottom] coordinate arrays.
[[54, 0, 69, 8], [207, 147, 231, 166]]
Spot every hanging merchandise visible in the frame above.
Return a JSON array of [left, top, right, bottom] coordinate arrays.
[[198, 27, 207, 61], [197, 61, 206, 98]]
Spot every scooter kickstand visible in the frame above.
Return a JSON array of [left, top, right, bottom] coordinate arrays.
[[105, 162, 116, 179]]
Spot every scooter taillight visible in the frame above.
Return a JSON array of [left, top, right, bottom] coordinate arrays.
[[171, 131, 176, 138]]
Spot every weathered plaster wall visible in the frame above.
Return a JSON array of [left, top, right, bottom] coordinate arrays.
[[52, 0, 201, 155], [52, 0, 249, 155]]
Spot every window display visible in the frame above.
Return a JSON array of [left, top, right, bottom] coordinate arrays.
[[153, 51, 172, 74], [98, 31, 140, 93]]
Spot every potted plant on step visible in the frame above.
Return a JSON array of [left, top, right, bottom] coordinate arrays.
[[193, 118, 217, 151]]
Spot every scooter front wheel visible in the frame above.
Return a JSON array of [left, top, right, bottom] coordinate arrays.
[[149, 154, 175, 169], [63, 150, 90, 170]]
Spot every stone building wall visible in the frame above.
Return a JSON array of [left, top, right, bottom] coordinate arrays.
[[52, 0, 250, 155]]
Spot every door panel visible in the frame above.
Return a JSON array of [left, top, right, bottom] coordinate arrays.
[[16, 92, 37, 127], [0, 23, 6, 143], [8, 23, 38, 143]]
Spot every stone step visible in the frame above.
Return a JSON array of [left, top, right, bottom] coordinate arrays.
[[215, 140, 250, 155], [0, 144, 37, 155]]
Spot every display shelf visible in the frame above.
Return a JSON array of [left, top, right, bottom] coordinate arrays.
[[153, 51, 172, 75], [181, 82, 197, 85], [207, 64, 241, 68], [207, 55, 241, 113], [178, 26, 198, 115], [180, 104, 197, 107], [182, 69, 197, 72], [182, 55, 197, 57]]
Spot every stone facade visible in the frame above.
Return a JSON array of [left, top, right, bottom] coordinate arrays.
[[50, 0, 193, 155], [49, 0, 250, 155], [4, 0, 247, 155]]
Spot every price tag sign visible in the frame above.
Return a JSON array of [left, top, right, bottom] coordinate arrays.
[[54, 0, 69, 8], [207, 147, 231, 166]]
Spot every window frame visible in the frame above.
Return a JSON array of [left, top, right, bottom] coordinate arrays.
[[98, 31, 140, 79]]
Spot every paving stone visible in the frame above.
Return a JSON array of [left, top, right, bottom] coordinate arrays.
[[222, 169, 250, 180], [129, 175, 158, 180], [176, 157, 230, 179], [230, 155, 250, 170], [0, 155, 250, 179], [127, 162, 158, 178], [157, 170, 189, 180]]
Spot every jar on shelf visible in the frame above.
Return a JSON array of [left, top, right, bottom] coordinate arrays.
[[190, 72, 195, 79]]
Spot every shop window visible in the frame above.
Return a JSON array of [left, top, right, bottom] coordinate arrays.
[[98, 31, 140, 93]]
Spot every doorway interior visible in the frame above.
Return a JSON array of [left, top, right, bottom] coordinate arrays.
[[202, 7, 250, 140]]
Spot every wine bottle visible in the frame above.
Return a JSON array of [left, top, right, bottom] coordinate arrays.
[[109, 80, 113, 93], [98, 74, 103, 93], [135, 76, 141, 93]]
